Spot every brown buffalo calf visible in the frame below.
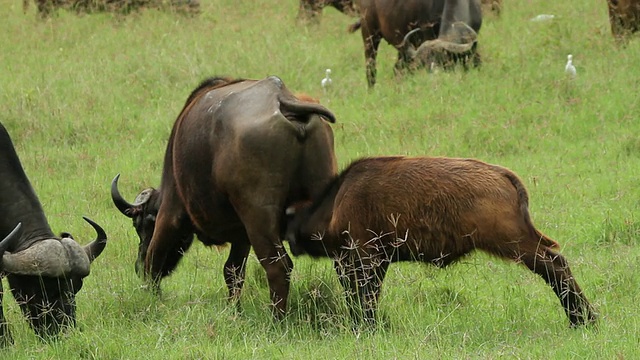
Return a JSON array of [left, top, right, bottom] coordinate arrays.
[[286, 156, 596, 327]]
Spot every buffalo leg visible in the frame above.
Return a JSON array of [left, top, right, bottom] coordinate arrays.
[[252, 236, 293, 318], [501, 241, 596, 326], [393, 51, 412, 77], [361, 28, 382, 88], [144, 208, 192, 290], [0, 281, 13, 347], [335, 252, 390, 326], [239, 207, 293, 319], [223, 239, 251, 311], [359, 257, 390, 324]]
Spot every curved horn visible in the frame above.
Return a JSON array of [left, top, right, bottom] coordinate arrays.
[[111, 174, 135, 218], [438, 40, 476, 53], [399, 28, 421, 59], [2, 239, 72, 277], [2, 217, 107, 277], [82, 216, 107, 262], [399, 28, 422, 49], [0, 223, 22, 254], [279, 95, 336, 123], [436, 22, 478, 53]]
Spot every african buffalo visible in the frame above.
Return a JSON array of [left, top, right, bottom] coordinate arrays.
[[0, 122, 107, 346], [111, 76, 337, 317], [607, 0, 640, 40], [286, 156, 596, 327], [297, 0, 359, 22], [348, 0, 482, 87]]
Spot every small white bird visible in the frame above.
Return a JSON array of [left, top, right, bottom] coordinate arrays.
[[321, 68, 332, 93], [565, 54, 576, 78], [530, 14, 555, 22]]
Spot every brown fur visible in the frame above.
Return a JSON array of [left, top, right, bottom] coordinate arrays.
[[607, 0, 640, 39], [113, 75, 338, 317], [287, 156, 595, 326]]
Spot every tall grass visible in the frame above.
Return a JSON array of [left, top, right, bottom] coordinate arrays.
[[1, 0, 639, 358]]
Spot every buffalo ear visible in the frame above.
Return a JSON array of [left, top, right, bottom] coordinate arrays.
[[134, 189, 154, 205], [60, 232, 74, 240]]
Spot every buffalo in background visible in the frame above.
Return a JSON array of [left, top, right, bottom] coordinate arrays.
[[347, 0, 482, 87], [23, 0, 199, 18], [297, 0, 359, 23], [286, 156, 596, 327], [0, 123, 107, 346], [607, 0, 640, 40], [111, 76, 337, 317]]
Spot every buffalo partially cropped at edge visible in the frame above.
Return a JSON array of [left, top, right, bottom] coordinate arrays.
[[607, 0, 640, 40], [286, 156, 596, 327], [111, 76, 337, 317], [297, 0, 358, 22], [0, 123, 107, 346], [347, 0, 482, 87]]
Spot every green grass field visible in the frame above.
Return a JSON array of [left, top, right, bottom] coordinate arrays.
[[2, 0, 640, 358]]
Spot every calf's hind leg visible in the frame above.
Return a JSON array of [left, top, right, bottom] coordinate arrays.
[[507, 241, 596, 326]]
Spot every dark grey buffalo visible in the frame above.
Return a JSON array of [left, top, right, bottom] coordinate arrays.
[[347, 0, 482, 87], [111, 76, 337, 317], [0, 122, 107, 346]]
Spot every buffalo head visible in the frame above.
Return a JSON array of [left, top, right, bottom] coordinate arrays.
[[402, 22, 479, 72], [110, 174, 161, 277], [0, 218, 107, 339], [110, 174, 194, 284]]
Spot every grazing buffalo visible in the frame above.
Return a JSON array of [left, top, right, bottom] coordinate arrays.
[[111, 76, 337, 317], [348, 0, 482, 87], [286, 156, 596, 327], [607, 0, 640, 40], [0, 123, 107, 346], [401, 21, 480, 72], [298, 0, 359, 22]]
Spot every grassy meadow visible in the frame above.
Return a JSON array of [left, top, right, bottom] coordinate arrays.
[[1, 0, 640, 358]]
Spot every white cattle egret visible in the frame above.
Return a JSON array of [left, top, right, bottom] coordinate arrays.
[[565, 54, 576, 78], [530, 14, 555, 22], [321, 69, 332, 93]]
